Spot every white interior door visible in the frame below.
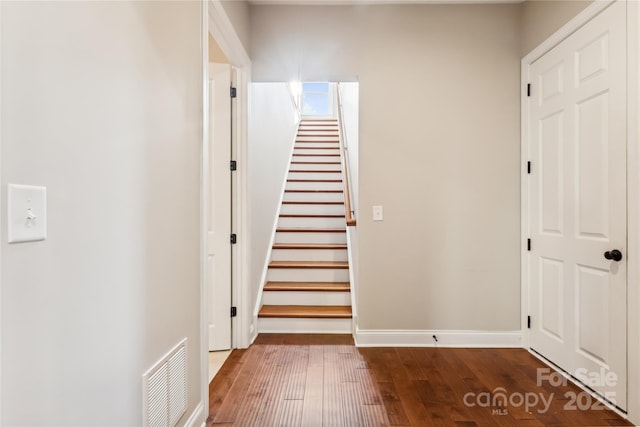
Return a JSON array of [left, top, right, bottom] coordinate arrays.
[[528, 0, 627, 410], [208, 62, 232, 351]]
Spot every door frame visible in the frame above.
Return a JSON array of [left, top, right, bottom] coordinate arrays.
[[521, 1, 640, 423], [0, 1, 3, 421], [207, 0, 251, 351], [200, 0, 251, 413]]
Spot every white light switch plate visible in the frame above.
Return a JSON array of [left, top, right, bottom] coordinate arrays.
[[8, 184, 47, 243], [373, 205, 384, 221]]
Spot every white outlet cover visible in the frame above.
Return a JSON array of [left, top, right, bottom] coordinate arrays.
[[8, 184, 47, 243]]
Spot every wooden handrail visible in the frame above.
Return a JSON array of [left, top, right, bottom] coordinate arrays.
[[336, 84, 356, 227]]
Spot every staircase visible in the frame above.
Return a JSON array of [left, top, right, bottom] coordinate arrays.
[[257, 118, 353, 333]]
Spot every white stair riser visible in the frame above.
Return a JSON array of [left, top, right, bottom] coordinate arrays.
[[292, 156, 341, 163], [294, 146, 340, 152], [278, 216, 346, 228], [286, 181, 343, 191], [275, 231, 347, 244], [283, 192, 344, 202], [295, 142, 340, 148], [298, 125, 338, 135], [258, 317, 351, 334], [293, 149, 341, 156], [262, 291, 351, 306], [298, 127, 339, 133], [288, 172, 341, 181], [267, 268, 350, 282], [296, 136, 339, 141], [280, 203, 345, 215], [300, 120, 338, 129], [297, 132, 339, 137], [288, 162, 342, 171], [270, 248, 348, 262]]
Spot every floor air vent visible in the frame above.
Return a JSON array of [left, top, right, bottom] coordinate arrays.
[[143, 338, 187, 427]]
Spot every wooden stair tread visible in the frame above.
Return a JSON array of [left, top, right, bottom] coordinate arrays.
[[290, 168, 341, 172], [287, 179, 342, 183], [276, 228, 346, 233], [290, 161, 341, 165], [258, 305, 352, 318], [284, 189, 343, 193], [273, 243, 347, 250], [293, 147, 339, 150], [269, 261, 349, 269], [282, 201, 344, 205], [280, 214, 345, 218], [292, 153, 340, 157], [264, 281, 350, 292]]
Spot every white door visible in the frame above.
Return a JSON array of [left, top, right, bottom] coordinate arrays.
[[208, 62, 232, 351], [528, 1, 627, 409]]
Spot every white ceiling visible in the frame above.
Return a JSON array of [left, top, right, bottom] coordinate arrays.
[[248, 0, 523, 5]]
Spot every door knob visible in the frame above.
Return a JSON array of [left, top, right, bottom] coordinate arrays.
[[604, 249, 623, 262]]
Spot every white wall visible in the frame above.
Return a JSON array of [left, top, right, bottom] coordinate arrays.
[[339, 83, 359, 215], [221, 0, 251, 56], [248, 83, 299, 328], [250, 5, 521, 333], [1, 2, 203, 425], [520, 0, 593, 57]]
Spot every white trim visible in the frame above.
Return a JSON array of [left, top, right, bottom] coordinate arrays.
[[0, 0, 3, 421], [520, 44, 531, 351], [346, 227, 357, 336], [208, 1, 250, 67], [231, 65, 252, 349], [354, 329, 522, 348], [206, 0, 252, 353], [626, 1, 640, 424], [183, 401, 206, 427], [199, 0, 209, 425], [521, 1, 640, 424]]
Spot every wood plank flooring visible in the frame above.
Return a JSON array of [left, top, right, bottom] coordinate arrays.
[[208, 334, 633, 427]]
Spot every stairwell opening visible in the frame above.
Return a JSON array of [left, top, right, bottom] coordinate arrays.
[[248, 81, 359, 335]]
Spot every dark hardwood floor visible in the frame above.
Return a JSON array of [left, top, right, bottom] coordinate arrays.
[[208, 334, 632, 426]]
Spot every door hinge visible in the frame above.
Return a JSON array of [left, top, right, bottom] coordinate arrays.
[[230, 87, 237, 98], [231, 306, 237, 317], [527, 83, 531, 97], [527, 238, 531, 251], [230, 234, 237, 244], [230, 160, 237, 171], [527, 161, 531, 174], [527, 315, 531, 329]]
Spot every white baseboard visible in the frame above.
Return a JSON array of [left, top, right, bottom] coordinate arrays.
[[183, 401, 205, 427], [354, 328, 523, 348]]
